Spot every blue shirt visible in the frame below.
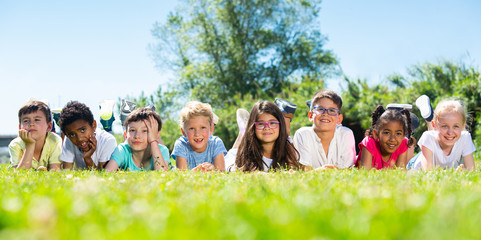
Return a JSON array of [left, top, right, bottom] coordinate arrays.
[[110, 143, 171, 171], [171, 136, 227, 169]]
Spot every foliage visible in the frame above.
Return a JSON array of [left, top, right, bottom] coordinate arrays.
[[150, 0, 338, 107], [1, 165, 481, 239], [212, 76, 322, 149], [341, 60, 481, 158], [118, 86, 182, 152]]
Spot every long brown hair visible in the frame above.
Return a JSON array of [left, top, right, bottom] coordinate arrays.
[[235, 101, 300, 171]]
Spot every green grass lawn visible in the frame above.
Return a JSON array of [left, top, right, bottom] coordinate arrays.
[[1, 164, 480, 240]]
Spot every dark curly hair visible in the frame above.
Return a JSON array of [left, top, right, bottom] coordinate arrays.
[[367, 105, 414, 147], [59, 101, 94, 133]]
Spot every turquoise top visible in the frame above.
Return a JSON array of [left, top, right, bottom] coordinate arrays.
[[110, 143, 171, 171]]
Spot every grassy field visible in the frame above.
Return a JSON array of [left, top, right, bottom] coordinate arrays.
[[1, 165, 481, 240]]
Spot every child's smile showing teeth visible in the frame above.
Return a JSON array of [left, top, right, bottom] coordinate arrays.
[[80, 141, 89, 149], [435, 112, 464, 149], [183, 115, 213, 153]]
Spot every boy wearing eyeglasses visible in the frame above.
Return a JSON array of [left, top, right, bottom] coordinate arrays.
[[293, 89, 356, 170], [171, 101, 227, 171]]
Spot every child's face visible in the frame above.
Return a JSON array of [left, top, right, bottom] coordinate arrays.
[[373, 121, 405, 156], [433, 112, 465, 149], [309, 98, 343, 133], [126, 120, 149, 152], [182, 115, 213, 153], [19, 110, 52, 141], [255, 113, 280, 145], [64, 119, 96, 152]]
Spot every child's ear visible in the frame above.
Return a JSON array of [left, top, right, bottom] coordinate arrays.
[[308, 111, 314, 122], [210, 124, 215, 135], [92, 120, 97, 130], [372, 129, 379, 139], [123, 131, 127, 141], [430, 120, 436, 129], [47, 121, 53, 133], [337, 114, 343, 125], [181, 128, 186, 137]]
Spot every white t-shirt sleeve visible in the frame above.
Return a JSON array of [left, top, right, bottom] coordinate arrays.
[[337, 127, 356, 169], [293, 128, 312, 167], [461, 131, 476, 157], [97, 132, 118, 163], [418, 131, 436, 152], [60, 138, 75, 163]]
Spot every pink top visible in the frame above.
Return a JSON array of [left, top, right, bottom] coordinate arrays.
[[355, 136, 408, 169]]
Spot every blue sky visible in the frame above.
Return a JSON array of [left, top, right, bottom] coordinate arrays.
[[1, 0, 480, 135]]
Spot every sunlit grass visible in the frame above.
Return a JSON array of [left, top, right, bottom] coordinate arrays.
[[1, 164, 480, 239]]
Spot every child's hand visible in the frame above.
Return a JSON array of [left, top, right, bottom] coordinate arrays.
[[83, 134, 97, 158], [456, 164, 465, 172], [317, 165, 339, 171], [37, 166, 47, 171], [144, 115, 160, 144], [193, 162, 215, 172], [19, 129, 35, 145]]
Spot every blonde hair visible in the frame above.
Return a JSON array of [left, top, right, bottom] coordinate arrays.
[[433, 99, 467, 125], [179, 101, 214, 129]]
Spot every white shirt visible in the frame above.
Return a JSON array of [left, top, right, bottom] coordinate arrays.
[[293, 125, 356, 169], [225, 148, 273, 172], [60, 129, 117, 169], [412, 130, 476, 169]]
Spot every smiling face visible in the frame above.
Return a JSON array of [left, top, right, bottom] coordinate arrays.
[[373, 120, 405, 157], [126, 120, 149, 152], [433, 111, 465, 150], [19, 110, 52, 141], [255, 113, 280, 145], [64, 119, 96, 152], [182, 115, 213, 153], [309, 98, 343, 134]]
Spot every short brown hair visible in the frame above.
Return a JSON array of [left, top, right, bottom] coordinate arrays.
[[18, 100, 52, 123], [311, 89, 343, 110], [124, 107, 162, 131]]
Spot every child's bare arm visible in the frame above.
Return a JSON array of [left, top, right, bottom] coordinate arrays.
[[462, 154, 475, 171], [213, 153, 225, 171], [144, 116, 169, 171], [105, 159, 119, 172], [16, 129, 35, 170], [48, 163, 61, 171], [396, 151, 408, 169], [151, 143, 168, 171], [176, 156, 188, 170], [420, 146, 434, 170], [82, 134, 98, 170], [62, 162, 74, 170], [359, 148, 373, 170]]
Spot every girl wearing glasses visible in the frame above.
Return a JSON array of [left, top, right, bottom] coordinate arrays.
[[227, 101, 300, 172]]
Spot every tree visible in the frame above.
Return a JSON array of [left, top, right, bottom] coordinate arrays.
[[150, 0, 338, 107]]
